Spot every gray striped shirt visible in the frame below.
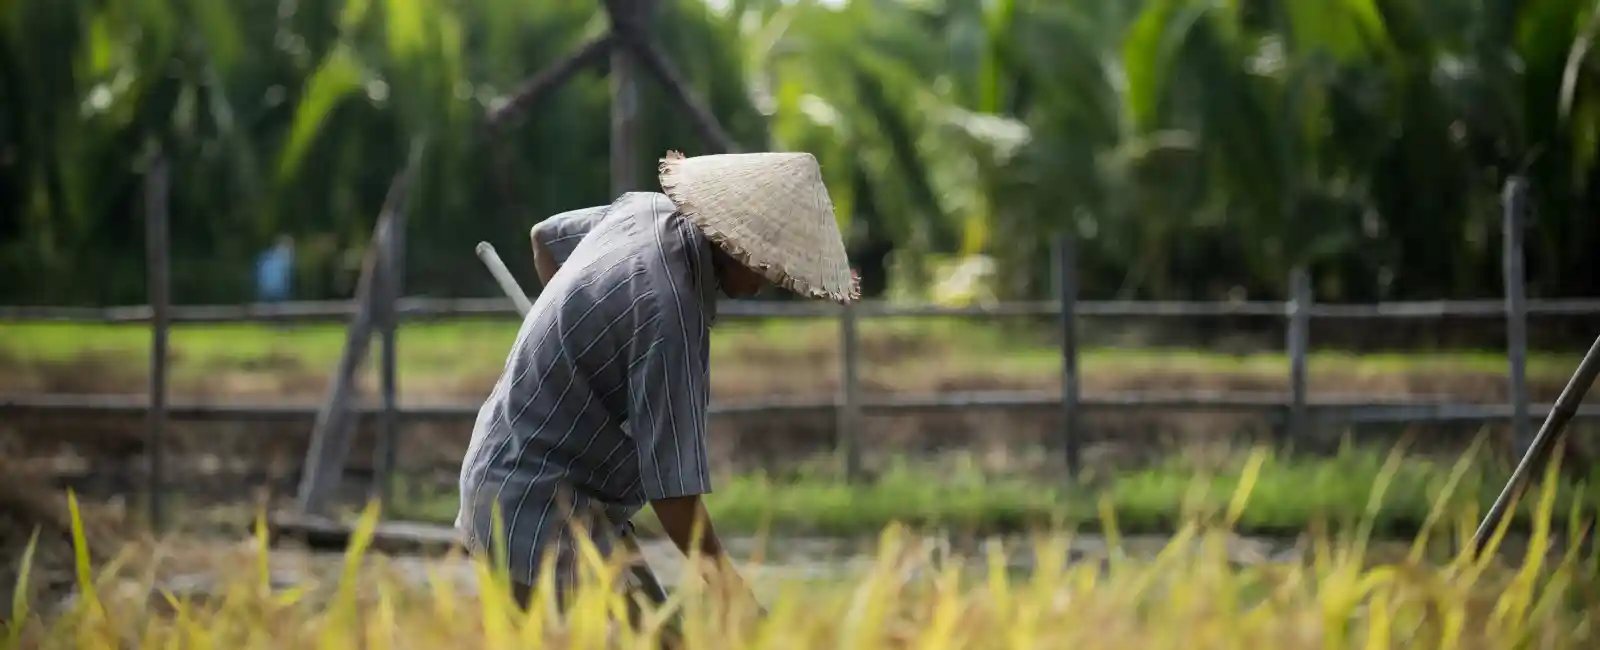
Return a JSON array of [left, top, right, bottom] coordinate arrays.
[[456, 192, 718, 585]]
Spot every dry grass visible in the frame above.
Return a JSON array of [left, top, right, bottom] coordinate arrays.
[[5, 449, 1598, 649]]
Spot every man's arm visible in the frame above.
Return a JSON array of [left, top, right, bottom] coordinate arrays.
[[627, 313, 756, 603], [650, 496, 740, 580], [529, 204, 610, 285]]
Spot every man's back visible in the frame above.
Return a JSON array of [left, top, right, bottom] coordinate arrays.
[[456, 192, 718, 584]]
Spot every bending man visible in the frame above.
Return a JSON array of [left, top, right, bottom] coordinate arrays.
[[455, 150, 858, 609]]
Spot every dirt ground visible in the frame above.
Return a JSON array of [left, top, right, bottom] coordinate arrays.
[[0, 460, 132, 619]]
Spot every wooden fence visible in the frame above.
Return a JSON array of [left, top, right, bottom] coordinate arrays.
[[5, 174, 1599, 531], [8, 266, 1600, 495]]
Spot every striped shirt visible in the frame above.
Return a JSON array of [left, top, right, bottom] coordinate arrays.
[[456, 192, 718, 586]]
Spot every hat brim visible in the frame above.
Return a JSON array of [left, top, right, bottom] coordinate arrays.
[[658, 151, 860, 303]]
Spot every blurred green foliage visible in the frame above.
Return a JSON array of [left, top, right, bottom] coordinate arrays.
[[3, 0, 1598, 307]]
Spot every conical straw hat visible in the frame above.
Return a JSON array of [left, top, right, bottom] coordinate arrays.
[[659, 151, 859, 303]]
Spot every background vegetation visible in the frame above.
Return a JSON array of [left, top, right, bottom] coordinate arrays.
[[5, 0, 1600, 308]]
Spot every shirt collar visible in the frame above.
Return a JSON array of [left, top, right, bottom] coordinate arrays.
[[679, 218, 720, 327]]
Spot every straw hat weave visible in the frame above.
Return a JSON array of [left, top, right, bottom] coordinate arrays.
[[659, 151, 858, 303]]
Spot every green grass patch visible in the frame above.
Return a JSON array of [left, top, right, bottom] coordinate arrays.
[[395, 446, 1600, 540], [0, 319, 1583, 387]]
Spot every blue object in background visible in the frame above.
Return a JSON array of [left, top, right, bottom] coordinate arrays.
[[256, 236, 294, 302]]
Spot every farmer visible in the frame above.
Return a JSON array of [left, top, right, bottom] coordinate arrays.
[[455, 151, 858, 611]]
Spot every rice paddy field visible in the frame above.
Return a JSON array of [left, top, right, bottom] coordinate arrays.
[[5, 449, 1599, 649], [5, 318, 1600, 647]]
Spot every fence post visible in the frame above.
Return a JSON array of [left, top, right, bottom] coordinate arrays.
[[296, 140, 425, 517], [373, 210, 406, 512], [610, 0, 641, 195], [1503, 177, 1531, 457], [837, 299, 862, 482], [144, 149, 171, 532], [1054, 232, 1082, 476], [1286, 267, 1311, 445]]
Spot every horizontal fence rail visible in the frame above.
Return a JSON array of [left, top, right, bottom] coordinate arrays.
[[7, 297, 1600, 324], [7, 392, 1600, 424]]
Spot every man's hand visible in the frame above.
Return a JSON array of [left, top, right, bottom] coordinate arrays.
[[649, 496, 762, 613]]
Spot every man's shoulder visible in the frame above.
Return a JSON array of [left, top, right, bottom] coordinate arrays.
[[549, 192, 697, 290], [581, 193, 699, 256], [616, 191, 672, 206], [555, 203, 612, 219], [609, 192, 676, 222]]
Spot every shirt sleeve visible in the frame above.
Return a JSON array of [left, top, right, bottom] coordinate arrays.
[[626, 293, 712, 502], [529, 205, 610, 267]]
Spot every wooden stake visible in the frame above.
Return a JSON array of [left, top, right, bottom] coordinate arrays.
[[295, 139, 427, 517], [610, 0, 642, 193], [373, 194, 407, 510], [484, 35, 615, 232], [837, 300, 862, 481], [1054, 232, 1081, 476], [485, 36, 617, 130], [1286, 267, 1311, 444], [605, 0, 739, 153], [144, 148, 171, 532], [1503, 177, 1532, 456]]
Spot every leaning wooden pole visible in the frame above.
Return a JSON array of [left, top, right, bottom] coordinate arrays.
[[484, 35, 617, 131], [485, 34, 616, 226], [294, 138, 428, 517], [605, 0, 739, 153], [488, 0, 743, 223], [1472, 333, 1600, 557], [373, 190, 408, 510]]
